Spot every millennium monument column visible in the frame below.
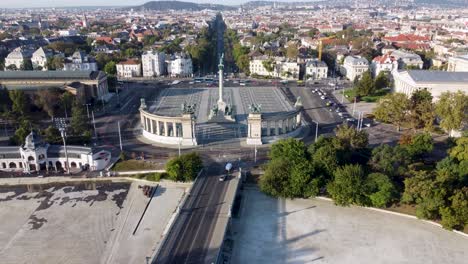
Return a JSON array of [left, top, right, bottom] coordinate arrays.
[[209, 53, 235, 122]]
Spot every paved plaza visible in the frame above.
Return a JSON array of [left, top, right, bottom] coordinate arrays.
[[148, 87, 294, 124], [230, 188, 468, 264], [0, 181, 186, 264]]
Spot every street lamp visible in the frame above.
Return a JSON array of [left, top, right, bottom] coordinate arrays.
[[83, 103, 91, 118], [59, 128, 70, 175], [312, 120, 319, 142]]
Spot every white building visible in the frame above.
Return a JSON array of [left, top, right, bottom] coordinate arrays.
[[167, 53, 193, 78], [392, 70, 468, 100], [391, 50, 424, 69], [31, 47, 53, 70], [371, 53, 399, 77], [0, 132, 111, 173], [116, 59, 142, 78], [142, 50, 166, 77], [63, 51, 98, 72], [4, 47, 33, 70], [447, 55, 468, 72], [343, 55, 369, 81], [58, 29, 77, 37], [305, 59, 328, 80], [249, 56, 300, 80]]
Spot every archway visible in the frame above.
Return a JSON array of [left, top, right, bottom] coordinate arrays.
[[56, 161, 63, 170], [29, 164, 37, 171], [9, 162, 17, 169], [70, 162, 77, 168], [28, 156, 35, 161]]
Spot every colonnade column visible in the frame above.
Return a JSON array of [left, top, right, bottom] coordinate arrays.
[[164, 122, 168, 137]]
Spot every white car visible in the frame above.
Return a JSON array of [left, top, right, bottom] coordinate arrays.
[[320, 96, 326, 100]]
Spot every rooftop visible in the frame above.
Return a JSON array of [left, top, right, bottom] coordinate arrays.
[[407, 70, 468, 83], [0, 71, 104, 80]]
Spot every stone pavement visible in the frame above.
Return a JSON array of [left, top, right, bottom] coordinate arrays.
[[230, 188, 468, 264]]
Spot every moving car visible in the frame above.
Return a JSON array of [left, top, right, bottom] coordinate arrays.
[[219, 174, 227, 182]]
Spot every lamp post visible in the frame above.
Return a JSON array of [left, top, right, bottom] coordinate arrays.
[[59, 128, 70, 175], [83, 103, 91, 118], [313, 120, 319, 142], [117, 121, 123, 151]]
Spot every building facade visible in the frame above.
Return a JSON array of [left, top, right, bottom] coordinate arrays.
[[343, 55, 369, 81], [167, 53, 193, 78], [392, 70, 468, 100], [305, 59, 328, 80], [116, 59, 142, 78], [0, 132, 111, 173], [63, 51, 98, 72], [31, 47, 53, 70], [371, 53, 399, 77], [0, 70, 109, 103], [142, 50, 166, 77], [391, 50, 424, 69], [447, 55, 468, 72], [5, 47, 33, 70]]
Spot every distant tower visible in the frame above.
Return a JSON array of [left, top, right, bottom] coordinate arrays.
[[82, 14, 88, 28]]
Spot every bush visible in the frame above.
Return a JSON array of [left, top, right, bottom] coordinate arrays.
[[166, 152, 203, 182]]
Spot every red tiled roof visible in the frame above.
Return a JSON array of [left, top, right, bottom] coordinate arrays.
[[372, 53, 396, 64], [384, 34, 430, 43], [118, 59, 140, 65]]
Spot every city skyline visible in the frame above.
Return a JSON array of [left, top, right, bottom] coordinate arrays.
[[0, 0, 307, 9]]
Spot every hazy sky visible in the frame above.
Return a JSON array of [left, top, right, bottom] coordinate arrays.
[[0, 0, 302, 8]]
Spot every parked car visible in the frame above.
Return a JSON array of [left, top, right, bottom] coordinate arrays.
[[320, 95, 327, 100]]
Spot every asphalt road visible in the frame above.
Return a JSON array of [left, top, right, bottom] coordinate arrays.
[[154, 162, 231, 264]]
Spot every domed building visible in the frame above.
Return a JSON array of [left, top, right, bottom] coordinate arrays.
[[0, 131, 111, 174]]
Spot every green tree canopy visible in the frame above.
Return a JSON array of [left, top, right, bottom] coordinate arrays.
[[355, 71, 375, 97], [334, 124, 369, 150], [435, 91, 468, 135], [365, 173, 397, 208], [408, 88, 435, 131], [104, 61, 117, 75], [8, 90, 29, 116], [327, 164, 368, 206], [374, 93, 410, 131], [166, 152, 203, 182], [70, 100, 89, 135], [374, 71, 390, 90]]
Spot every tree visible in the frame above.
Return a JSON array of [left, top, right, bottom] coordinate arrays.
[[10, 118, 32, 145], [104, 61, 117, 75], [370, 144, 410, 178], [43, 125, 61, 143], [374, 71, 390, 90], [259, 158, 292, 197], [435, 91, 468, 136], [0, 86, 12, 113], [60, 92, 74, 117], [405, 133, 434, 158], [46, 56, 64, 70], [34, 89, 61, 118], [408, 89, 435, 131], [269, 138, 308, 165], [402, 170, 446, 220], [166, 152, 203, 182], [262, 59, 275, 74], [8, 90, 28, 116], [374, 93, 410, 131], [6, 64, 18, 71], [355, 71, 375, 97], [365, 173, 397, 208], [334, 124, 369, 150], [449, 135, 468, 162], [286, 44, 298, 59], [70, 100, 89, 135], [440, 187, 468, 230], [20, 59, 33, 71], [237, 54, 250, 75], [327, 164, 368, 206]]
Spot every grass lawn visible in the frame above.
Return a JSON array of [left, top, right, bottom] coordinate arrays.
[[111, 160, 162, 172], [128, 172, 167, 182], [344, 88, 391, 103]]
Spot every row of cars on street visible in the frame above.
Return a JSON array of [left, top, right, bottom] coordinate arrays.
[[311, 88, 371, 127]]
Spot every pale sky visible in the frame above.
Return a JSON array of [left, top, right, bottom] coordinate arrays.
[[0, 0, 304, 9]]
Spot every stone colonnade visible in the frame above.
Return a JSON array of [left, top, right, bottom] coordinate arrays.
[[246, 110, 302, 145], [140, 109, 197, 146]]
